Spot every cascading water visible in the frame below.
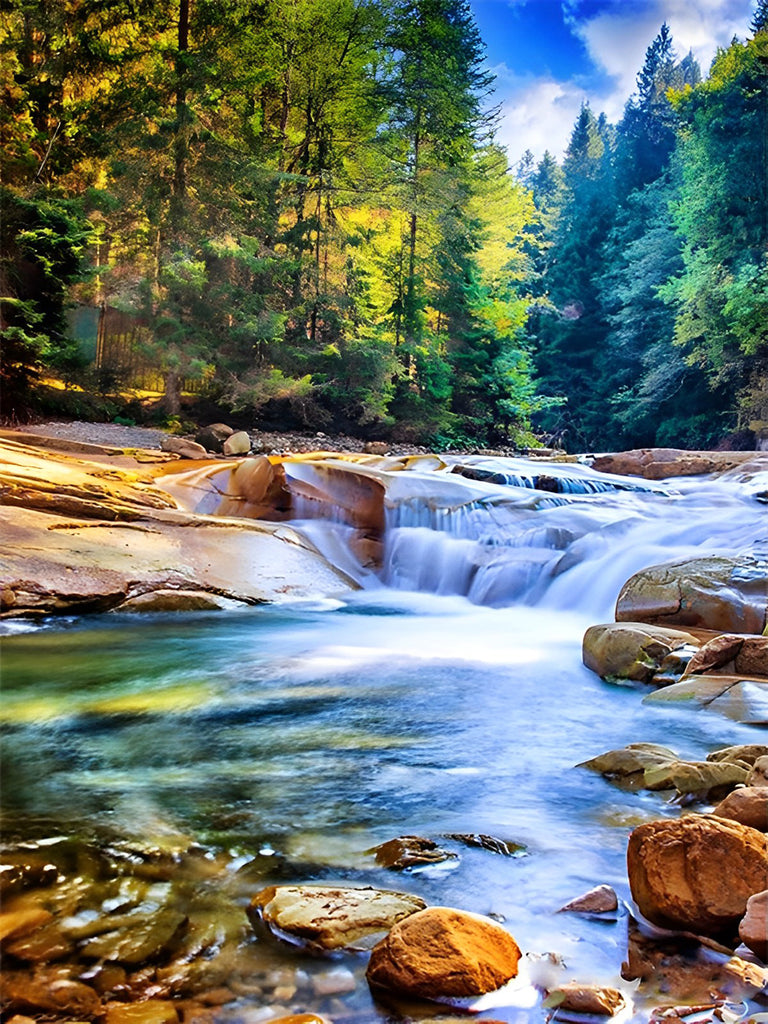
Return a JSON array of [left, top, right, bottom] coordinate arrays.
[[280, 456, 767, 620]]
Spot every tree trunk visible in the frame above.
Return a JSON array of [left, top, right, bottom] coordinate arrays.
[[171, 0, 190, 228], [163, 369, 182, 416]]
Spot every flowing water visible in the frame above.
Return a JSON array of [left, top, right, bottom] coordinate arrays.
[[1, 458, 767, 1021]]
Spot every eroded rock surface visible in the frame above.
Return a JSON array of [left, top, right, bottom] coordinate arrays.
[[738, 890, 768, 962], [582, 623, 701, 683], [627, 815, 768, 937], [615, 555, 768, 634], [366, 906, 521, 1000], [712, 787, 768, 831]]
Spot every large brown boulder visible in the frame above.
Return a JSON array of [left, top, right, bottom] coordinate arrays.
[[582, 622, 700, 683], [627, 814, 768, 937], [366, 906, 521, 1000], [247, 885, 426, 953], [615, 555, 767, 634]]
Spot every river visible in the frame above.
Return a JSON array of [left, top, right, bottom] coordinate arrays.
[[1, 457, 765, 1022]]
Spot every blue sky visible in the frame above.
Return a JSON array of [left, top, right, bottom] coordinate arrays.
[[470, 0, 757, 167]]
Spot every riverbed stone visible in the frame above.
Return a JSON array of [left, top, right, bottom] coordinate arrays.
[[80, 908, 188, 964], [643, 675, 768, 725], [747, 755, 768, 786], [248, 885, 426, 953], [582, 622, 701, 683], [366, 906, 521, 1000], [0, 907, 53, 945], [627, 814, 768, 937], [580, 744, 747, 798], [579, 742, 678, 778], [738, 889, 768, 961], [2, 973, 103, 1017], [615, 555, 768, 634], [547, 983, 625, 1016], [105, 1000, 179, 1024], [558, 885, 619, 915], [712, 787, 768, 830]]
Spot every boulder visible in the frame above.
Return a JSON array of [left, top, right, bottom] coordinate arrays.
[[682, 634, 768, 679], [627, 814, 768, 936], [366, 906, 521, 1000], [712, 787, 768, 831], [558, 884, 618, 915], [615, 555, 768, 634], [247, 885, 426, 953], [195, 423, 233, 453], [580, 743, 678, 779], [222, 431, 251, 456], [582, 622, 700, 683], [160, 437, 210, 460], [738, 889, 768, 962]]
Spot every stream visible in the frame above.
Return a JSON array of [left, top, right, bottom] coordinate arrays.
[[1, 457, 766, 1022]]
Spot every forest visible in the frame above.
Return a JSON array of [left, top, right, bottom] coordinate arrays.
[[1, 0, 767, 451]]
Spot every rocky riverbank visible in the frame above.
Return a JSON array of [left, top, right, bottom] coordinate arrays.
[[2, 429, 768, 1023]]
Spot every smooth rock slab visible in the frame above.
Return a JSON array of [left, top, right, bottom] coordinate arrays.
[[643, 675, 768, 725], [366, 906, 521, 1000], [616, 555, 767, 634], [248, 885, 426, 953], [713, 787, 768, 831], [739, 890, 768, 962], [627, 814, 768, 937]]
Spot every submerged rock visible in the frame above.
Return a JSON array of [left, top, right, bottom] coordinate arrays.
[[738, 889, 768, 961], [105, 1000, 179, 1024], [366, 906, 521, 1000], [2, 972, 102, 1017], [615, 555, 768, 634], [248, 885, 426, 953], [713, 787, 768, 831], [582, 622, 701, 683], [627, 814, 768, 937]]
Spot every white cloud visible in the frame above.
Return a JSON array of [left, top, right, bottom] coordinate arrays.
[[494, 0, 754, 167], [493, 73, 592, 167]]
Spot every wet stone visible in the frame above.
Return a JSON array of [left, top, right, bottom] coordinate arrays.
[[105, 999, 180, 1024], [558, 884, 619, 916], [4, 920, 73, 962], [547, 983, 625, 1017], [0, 861, 59, 897], [442, 833, 526, 856], [2, 972, 103, 1017], [372, 835, 458, 870], [79, 908, 188, 964], [248, 884, 426, 953]]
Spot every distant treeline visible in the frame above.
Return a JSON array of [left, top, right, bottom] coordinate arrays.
[[1, 0, 766, 449]]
